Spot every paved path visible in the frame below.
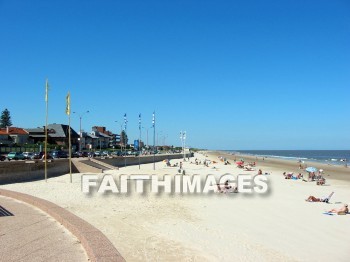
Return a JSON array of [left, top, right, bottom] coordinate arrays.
[[0, 196, 88, 262]]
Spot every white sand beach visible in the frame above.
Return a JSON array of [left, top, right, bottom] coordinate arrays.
[[1, 152, 350, 261]]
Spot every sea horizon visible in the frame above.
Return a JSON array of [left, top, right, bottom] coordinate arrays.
[[220, 150, 349, 165]]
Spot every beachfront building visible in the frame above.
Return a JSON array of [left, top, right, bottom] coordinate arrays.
[[0, 132, 9, 145], [84, 132, 99, 150], [90, 131, 110, 149], [25, 127, 46, 144], [91, 126, 120, 149], [109, 133, 121, 148], [46, 124, 79, 146], [26, 124, 79, 148], [0, 127, 29, 145]]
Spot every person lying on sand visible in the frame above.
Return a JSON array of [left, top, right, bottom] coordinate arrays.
[[327, 204, 348, 214], [305, 192, 333, 202], [244, 166, 255, 171], [316, 177, 326, 185], [217, 180, 238, 193], [283, 172, 293, 179], [306, 196, 323, 202], [291, 173, 303, 179]]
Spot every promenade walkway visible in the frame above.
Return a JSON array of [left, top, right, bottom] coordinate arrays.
[[0, 195, 88, 261], [0, 188, 125, 262]]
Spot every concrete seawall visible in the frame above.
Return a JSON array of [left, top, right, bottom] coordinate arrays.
[[0, 159, 70, 185], [96, 153, 192, 168], [0, 153, 193, 185]]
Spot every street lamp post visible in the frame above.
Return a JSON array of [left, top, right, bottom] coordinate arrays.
[[124, 114, 127, 167], [146, 128, 149, 148], [114, 121, 123, 150], [138, 113, 141, 170], [73, 110, 89, 152], [163, 134, 168, 146], [157, 131, 163, 148], [152, 111, 155, 170], [145, 126, 153, 149], [180, 131, 186, 160]]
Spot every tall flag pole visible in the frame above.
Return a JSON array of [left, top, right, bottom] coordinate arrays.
[[44, 79, 49, 182], [66, 92, 72, 183], [124, 113, 127, 131], [138, 113, 141, 169], [152, 111, 155, 170], [124, 113, 127, 167], [180, 131, 187, 160], [183, 131, 186, 160]]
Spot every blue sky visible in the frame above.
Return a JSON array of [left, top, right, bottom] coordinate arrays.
[[1, 0, 349, 149]]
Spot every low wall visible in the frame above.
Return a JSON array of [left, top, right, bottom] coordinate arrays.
[[0, 159, 70, 185], [0, 153, 193, 185], [95, 153, 193, 168]]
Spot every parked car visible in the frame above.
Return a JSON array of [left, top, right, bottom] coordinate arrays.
[[87, 152, 95, 157], [51, 151, 68, 159], [71, 152, 80, 158], [22, 152, 35, 160], [7, 152, 26, 161], [111, 151, 122, 156], [81, 151, 90, 157], [33, 151, 53, 160], [102, 151, 110, 156], [94, 151, 101, 156], [0, 154, 6, 161]]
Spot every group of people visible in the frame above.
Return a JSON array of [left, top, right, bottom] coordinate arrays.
[[283, 171, 326, 185], [283, 172, 303, 180], [308, 171, 326, 185], [305, 192, 349, 215]]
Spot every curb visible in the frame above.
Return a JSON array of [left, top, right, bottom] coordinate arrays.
[[0, 189, 125, 262]]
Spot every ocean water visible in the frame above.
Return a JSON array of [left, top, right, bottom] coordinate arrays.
[[226, 150, 349, 165]]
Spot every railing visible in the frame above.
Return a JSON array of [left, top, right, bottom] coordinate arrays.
[[0, 145, 56, 154]]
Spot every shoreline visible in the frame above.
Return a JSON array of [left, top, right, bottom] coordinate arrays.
[[219, 150, 349, 167], [209, 150, 350, 184]]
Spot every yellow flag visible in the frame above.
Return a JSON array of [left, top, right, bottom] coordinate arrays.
[[45, 79, 49, 102], [66, 92, 70, 115]]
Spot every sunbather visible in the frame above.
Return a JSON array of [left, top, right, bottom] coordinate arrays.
[[306, 192, 334, 202], [244, 165, 255, 171], [217, 180, 238, 193], [283, 172, 293, 179], [309, 172, 316, 181], [327, 204, 348, 214], [306, 196, 323, 202], [317, 177, 326, 185]]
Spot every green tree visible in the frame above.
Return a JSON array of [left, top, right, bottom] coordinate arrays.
[[0, 108, 12, 128], [120, 130, 128, 147]]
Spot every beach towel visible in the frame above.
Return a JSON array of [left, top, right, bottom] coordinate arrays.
[[323, 212, 334, 216]]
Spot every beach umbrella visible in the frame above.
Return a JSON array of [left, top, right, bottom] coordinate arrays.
[[305, 167, 317, 173]]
